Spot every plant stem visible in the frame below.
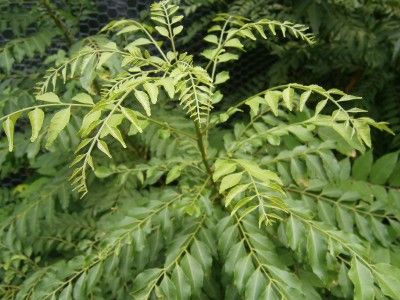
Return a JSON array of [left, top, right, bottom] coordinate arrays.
[[194, 122, 215, 184], [40, 0, 75, 46]]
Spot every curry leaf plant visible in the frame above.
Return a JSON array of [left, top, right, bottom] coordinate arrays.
[[1, 1, 400, 299]]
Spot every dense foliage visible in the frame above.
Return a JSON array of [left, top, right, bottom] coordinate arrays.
[[179, 0, 400, 151], [1, 0, 400, 299]]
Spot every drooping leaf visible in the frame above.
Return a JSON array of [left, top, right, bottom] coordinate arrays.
[[28, 108, 45, 142], [46, 107, 71, 148]]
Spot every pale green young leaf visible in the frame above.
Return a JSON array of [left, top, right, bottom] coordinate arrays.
[[173, 25, 183, 36], [46, 107, 70, 148], [282, 87, 294, 111], [213, 159, 237, 181], [215, 71, 230, 85], [120, 107, 143, 133], [97, 140, 112, 158], [107, 126, 127, 148], [237, 159, 282, 184], [28, 108, 44, 142], [220, 172, 243, 193], [155, 26, 169, 37], [135, 90, 151, 116], [72, 93, 94, 104], [299, 90, 312, 111], [264, 90, 280, 116], [315, 99, 327, 116], [36, 92, 60, 103], [225, 184, 250, 207], [159, 78, 175, 99], [2, 119, 13, 152], [225, 38, 244, 49], [143, 82, 159, 104]]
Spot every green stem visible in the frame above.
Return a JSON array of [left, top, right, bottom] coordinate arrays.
[[194, 122, 214, 184], [40, 0, 75, 45]]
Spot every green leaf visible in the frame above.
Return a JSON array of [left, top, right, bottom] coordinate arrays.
[[132, 268, 163, 296], [213, 159, 237, 181], [307, 227, 327, 279], [121, 107, 142, 133], [173, 25, 183, 36], [315, 99, 327, 115], [348, 258, 374, 300], [215, 71, 230, 85], [181, 253, 204, 292], [166, 165, 182, 184], [260, 283, 279, 300], [225, 184, 250, 207], [204, 35, 218, 44], [352, 151, 373, 181], [107, 126, 127, 148], [97, 140, 112, 158], [80, 110, 102, 137], [36, 92, 60, 103], [286, 215, 304, 250], [59, 283, 72, 300], [236, 159, 282, 184], [191, 240, 212, 271], [369, 152, 398, 184], [338, 95, 362, 102], [234, 255, 254, 291], [245, 268, 267, 300], [155, 26, 169, 37], [2, 114, 20, 152], [220, 172, 243, 193], [73, 272, 86, 300], [28, 108, 45, 142], [264, 91, 280, 116], [46, 107, 70, 148], [354, 120, 371, 147], [72, 93, 94, 104], [159, 78, 175, 99], [338, 263, 352, 298], [172, 265, 191, 300], [282, 87, 294, 111], [335, 206, 354, 232], [225, 38, 244, 49], [116, 24, 140, 35], [158, 276, 177, 299], [374, 263, 400, 299], [299, 90, 312, 111], [143, 82, 159, 104], [87, 264, 102, 290], [135, 90, 151, 116]]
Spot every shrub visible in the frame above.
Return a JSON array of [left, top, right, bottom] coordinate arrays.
[[1, 1, 400, 299]]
